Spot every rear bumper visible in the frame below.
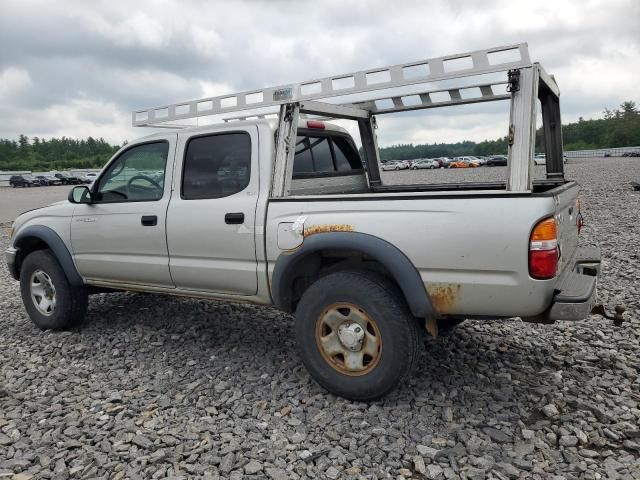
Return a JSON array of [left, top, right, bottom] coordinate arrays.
[[547, 246, 601, 321], [5, 246, 18, 280]]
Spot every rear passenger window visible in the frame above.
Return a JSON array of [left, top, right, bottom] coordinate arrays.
[[333, 136, 363, 171], [293, 137, 314, 174], [182, 133, 251, 200], [292, 132, 363, 178]]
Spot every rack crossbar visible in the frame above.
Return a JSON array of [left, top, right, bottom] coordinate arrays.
[[133, 43, 530, 127]]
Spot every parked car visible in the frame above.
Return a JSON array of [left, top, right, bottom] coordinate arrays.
[[78, 173, 98, 184], [449, 160, 475, 168], [381, 161, 401, 171], [450, 157, 480, 168], [534, 154, 546, 165], [30, 175, 50, 186], [486, 155, 508, 167], [438, 157, 456, 168], [411, 159, 439, 169], [470, 156, 487, 166], [9, 175, 39, 188], [54, 173, 83, 185], [35, 175, 63, 186]]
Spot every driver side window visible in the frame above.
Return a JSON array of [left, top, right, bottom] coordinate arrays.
[[95, 142, 169, 202]]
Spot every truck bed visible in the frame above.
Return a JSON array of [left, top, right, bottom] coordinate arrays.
[[266, 181, 580, 319]]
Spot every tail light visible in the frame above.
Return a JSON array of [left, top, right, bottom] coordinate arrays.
[[306, 120, 325, 129], [529, 217, 558, 279]]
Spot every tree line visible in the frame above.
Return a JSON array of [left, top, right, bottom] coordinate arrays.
[[0, 102, 638, 170], [0, 136, 120, 171], [378, 101, 640, 161]]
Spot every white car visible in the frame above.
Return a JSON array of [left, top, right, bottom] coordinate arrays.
[[381, 161, 401, 171], [534, 154, 546, 165], [411, 159, 439, 169]]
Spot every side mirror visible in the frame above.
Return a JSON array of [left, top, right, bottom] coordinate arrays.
[[68, 185, 92, 204]]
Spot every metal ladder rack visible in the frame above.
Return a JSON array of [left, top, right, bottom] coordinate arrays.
[[132, 42, 563, 194], [132, 43, 531, 127]]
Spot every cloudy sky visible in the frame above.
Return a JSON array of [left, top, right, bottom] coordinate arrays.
[[0, 0, 638, 147]]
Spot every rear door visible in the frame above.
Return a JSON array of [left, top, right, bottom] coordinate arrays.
[[71, 137, 176, 287], [166, 126, 260, 295]]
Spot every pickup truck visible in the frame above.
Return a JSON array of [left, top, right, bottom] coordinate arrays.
[[4, 44, 608, 400]]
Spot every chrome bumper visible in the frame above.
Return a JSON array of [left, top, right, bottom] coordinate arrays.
[[5, 246, 18, 280], [548, 246, 601, 321]]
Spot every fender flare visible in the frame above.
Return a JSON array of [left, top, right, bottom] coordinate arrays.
[[13, 225, 84, 286], [271, 231, 434, 318]]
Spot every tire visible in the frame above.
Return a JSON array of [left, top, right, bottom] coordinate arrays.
[[19, 249, 88, 330], [295, 270, 421, 400]]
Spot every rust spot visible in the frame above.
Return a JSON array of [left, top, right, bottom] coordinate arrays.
[[303, 224, 353, 237], [426, 283, 461, 314]]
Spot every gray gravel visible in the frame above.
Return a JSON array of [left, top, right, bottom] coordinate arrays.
[[1, 157, 639, 479], [0, 185, 73, 223]]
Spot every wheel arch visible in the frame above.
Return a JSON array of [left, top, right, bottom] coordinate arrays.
[[271, 231, 434, 319], [13, 225, 84, 286]]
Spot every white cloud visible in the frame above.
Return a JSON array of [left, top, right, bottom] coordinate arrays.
[[0, 67, 33, 98]]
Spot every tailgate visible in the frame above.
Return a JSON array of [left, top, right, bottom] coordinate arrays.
[[552, 183, 580, 275]]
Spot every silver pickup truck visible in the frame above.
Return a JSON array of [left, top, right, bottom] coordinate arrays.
[[5, 44, 608, 400]]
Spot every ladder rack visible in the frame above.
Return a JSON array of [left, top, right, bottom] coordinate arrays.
[[132, 43, 531, 127], [131, 42, 564, 196]]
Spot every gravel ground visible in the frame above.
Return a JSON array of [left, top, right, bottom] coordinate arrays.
[[1, 157, 639, 479], [0, 186, 73, 223]]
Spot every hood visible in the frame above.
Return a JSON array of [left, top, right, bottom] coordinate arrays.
[[11, 201, 75, 236]]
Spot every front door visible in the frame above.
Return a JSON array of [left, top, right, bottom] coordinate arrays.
[[166, 127, 259, 295], [71, 137, 176, 287]]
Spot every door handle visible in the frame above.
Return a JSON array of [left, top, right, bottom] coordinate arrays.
[[225, 212, 244, 224], [141, 215, 157, 226]]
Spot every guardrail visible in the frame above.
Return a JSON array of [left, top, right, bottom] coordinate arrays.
[[565, 146, 640, 158]]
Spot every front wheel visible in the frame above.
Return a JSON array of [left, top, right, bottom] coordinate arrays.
[[19, 250, 88, 330], [295, 271, 421, 400]]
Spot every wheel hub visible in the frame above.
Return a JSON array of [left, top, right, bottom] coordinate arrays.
[[315, 303, 382, 376], [30, 269, 57, 316], [337, 322, 365, 351]]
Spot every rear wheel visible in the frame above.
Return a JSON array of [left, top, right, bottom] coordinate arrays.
[[295, 271, 421, 400], [20, 250, 88, 330]]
